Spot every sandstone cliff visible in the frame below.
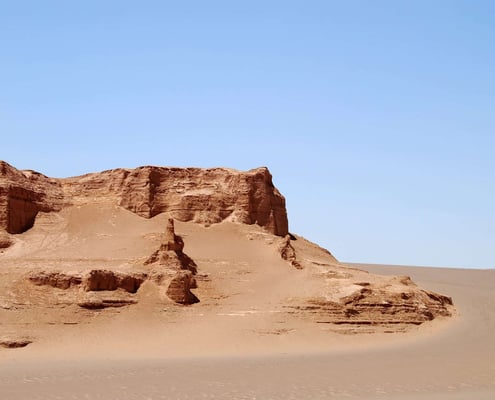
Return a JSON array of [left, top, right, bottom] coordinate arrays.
[[0, 161, 288, 236]]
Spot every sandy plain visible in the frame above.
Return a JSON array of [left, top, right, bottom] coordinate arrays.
[[0, 204, 493, 399]]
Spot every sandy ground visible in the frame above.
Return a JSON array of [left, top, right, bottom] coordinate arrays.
[[1, 265, 493, 400], [0, 205, 493, 399]]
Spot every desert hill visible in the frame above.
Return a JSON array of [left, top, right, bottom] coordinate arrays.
[[0, 161, 453, 351]]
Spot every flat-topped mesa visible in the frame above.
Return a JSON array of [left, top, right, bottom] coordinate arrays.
[[0, 161, 289, 236]]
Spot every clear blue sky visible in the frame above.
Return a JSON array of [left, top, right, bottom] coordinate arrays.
[[1, 1, 494, 268]]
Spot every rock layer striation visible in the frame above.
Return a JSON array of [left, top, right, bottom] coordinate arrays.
[[0, 161, 288, 236]]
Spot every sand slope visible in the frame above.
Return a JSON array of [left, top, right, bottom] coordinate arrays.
[[0, 265, 493, 399], [0, 203, 492, 398]]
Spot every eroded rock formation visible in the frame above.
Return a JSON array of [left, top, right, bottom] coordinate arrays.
[[29, 271, 83, 290], [144, 218, 200, 304], [287, 274, 453, 329], [3, 160, 454, 336], [144, 218, 197, 274], [84, 270, 147, 293], [166, 271, 199, 305], [26, 218, 200, 306], [0, 161, 288, 236], [0, 231, 12, 249], [279, 235, 302, 269], [29, 270, 146, 293], [0, 162, 64, 234]]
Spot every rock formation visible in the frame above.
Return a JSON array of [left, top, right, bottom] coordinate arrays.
[[144, 218, 200, 304], [29, 270, 146, 294], [0, 162, 64, 234], [83, 270, 146, 293], [26, 218, 200, 305], [29, 271, 83, 290], [279, 235, 302, 269], [0, 231, 12, 249], [1, 161, 454, 341], [166, 271, 199, 305], [144, 218, 197, 274], [286, 274, 453, 330], [0, 161, 288, 236]]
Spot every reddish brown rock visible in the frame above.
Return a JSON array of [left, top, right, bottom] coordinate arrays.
[[0, 161, 288, 235], [28, 270, 146, 294], [29, 271, 83, 289], [161, 218, 184, 252], [279, 235, 302, 269], [83, 270, 146, 293], [0, 161, 64, 233], [290, 281, 453, 328], [144, 218, 197, 274], [166, 271, 199, 304], [0, 231, 12, 249]]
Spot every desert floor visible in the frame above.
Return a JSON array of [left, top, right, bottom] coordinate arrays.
[[1, 262, 493, 399]]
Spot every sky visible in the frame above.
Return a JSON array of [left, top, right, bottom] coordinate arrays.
[[1, 1, 494, 269]]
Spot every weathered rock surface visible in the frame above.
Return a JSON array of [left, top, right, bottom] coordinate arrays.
[[287, 274, 453, 329], [0, 162, 64, 234], [144, 218, 200, 303], [144, 218, 197, 274], [166, 271, 199, 305], [0, 161, 288, 236], [26, 219, 200, 306], [0, 231, 12, 249], [29, 271, 83, 289], [279, 235, 302, 269], [2, 160, 454, 335], [28, 270, 146, 293], [84, 270, 147, 293]]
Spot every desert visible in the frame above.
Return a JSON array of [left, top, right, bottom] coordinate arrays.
[[0, 161, 493, 399]]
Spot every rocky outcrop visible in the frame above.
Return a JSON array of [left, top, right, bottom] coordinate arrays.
[[83, 270, 147, 293], [144, 218, 197, 273], [28, 270, 146, 293], [0, 161, 288, 236], [0, 161, 64, 234], [287, 276, 453, 328], [279, 235, 302, 269], [166, 271, 199, 305], [144, 218, 200, 304], [29, 271, 83, 289]]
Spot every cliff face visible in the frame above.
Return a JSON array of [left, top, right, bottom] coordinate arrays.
[[0, 161, 289, 236], [0, 162, 65, 233]]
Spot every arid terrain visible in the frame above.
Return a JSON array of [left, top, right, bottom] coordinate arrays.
[[0, 161, 493, 399]]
